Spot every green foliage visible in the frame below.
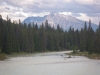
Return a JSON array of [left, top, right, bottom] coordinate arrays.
[[0, 53, 7, 60], [72, 46, 78, 54], [0, 15, 100, 55]]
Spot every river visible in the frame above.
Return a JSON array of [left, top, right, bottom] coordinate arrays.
[[0, 51, 100, 75]]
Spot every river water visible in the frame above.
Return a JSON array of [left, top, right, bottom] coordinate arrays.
[[0, 51, 100, 75]]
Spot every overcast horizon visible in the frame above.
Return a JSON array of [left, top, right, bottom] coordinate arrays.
[[0, 0, 100, 25]]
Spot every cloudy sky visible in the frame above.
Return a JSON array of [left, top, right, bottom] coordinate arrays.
[[0, 0, 100, 24]]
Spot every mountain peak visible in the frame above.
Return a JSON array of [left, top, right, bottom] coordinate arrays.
[[23, 12, 98, 31]]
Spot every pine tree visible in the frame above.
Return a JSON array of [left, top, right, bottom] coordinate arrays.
[[45, 20, 49, 29], [64, 31, 68, 49], [0, 15, 3, 52], [6, 17, 13, 54], [28, 23, 35, 53], [80, 22, 87, 52], [39, 23, 47, 51], [54, 31, 60, 51], [87, 19, 94, 54], [74, 29, 79, 50], [93, 22, 100, 54]]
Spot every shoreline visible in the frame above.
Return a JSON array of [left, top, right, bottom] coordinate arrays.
[[1, 51, 100, 60], [0, 53, 7, 60], [66, 52, 100, 60], [0, 50, 72, 60]]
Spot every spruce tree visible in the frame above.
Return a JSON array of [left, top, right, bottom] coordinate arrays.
[[87, 19, 94, 54], [0, 15, 3, 52]]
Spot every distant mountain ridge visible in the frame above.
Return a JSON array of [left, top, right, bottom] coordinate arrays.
[[23, 12, 98, 31], [23, 15, 47, 25]]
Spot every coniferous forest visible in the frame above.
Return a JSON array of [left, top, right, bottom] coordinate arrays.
[[0, 15, 100, 54]]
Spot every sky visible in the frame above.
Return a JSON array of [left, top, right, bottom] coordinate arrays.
[[0, 0, 100, 24]]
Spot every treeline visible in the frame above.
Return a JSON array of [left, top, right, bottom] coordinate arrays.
[[0, 15, 100, 54]]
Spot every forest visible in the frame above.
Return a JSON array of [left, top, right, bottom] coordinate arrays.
[[0, 14, 100, 54]]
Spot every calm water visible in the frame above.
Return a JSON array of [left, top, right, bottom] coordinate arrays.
[[0, 51, 100, 75]]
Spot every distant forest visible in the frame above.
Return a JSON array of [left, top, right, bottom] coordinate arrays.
[[0, 15, 100, 54]]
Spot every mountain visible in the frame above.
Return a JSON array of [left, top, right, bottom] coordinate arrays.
[[23, 15, 47, 25], [23, 12, 98, 31]]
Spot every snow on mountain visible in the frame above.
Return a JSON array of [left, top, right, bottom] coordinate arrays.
[[23, 12, 98, 31]]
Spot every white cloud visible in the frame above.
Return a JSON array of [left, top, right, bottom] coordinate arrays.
[[32, 12, 49, 17], [64, 0, 71, 2], [75, 0, 95, 4], [76, 13, 90, 21], [59, 12, 72, 15], [76, 0, 100, 5], [0, 1, 25, 22], [0, 0, 100, 24], [92, 17, 100, 25], [76, 13, 100, 24]]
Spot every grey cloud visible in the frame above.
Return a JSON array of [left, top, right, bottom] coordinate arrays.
[[1, 0, 100, 17], [21, 0, 100, 14], [16, 13, 25, 17], [61, 1, 100, 13], [8, 13, 25, 18], [5, 7, 10, 10], [71, 13, 81, 17], [86, 13, 100, 17], [1, 0, 100, 24], [1, 0, 22, 8], [41, 1, 53, 4], [1, 0, 100, 13]]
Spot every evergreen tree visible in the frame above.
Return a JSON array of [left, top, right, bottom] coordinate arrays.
[[86, 19, 94, 54], [80, 22, 87, 52], [28, 23, 35, 53], [0, 14, 100, 55], [93, 22, 100, 54], [0, 15, 3, 52], [39, 23, 47, 51], [54, 31, 60, 51]]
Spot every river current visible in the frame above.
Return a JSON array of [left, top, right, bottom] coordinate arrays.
[[0, 51, 100, 75]]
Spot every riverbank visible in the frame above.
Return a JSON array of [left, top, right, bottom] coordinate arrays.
[[66, 52, 100, 60], [8, 51, 72, 57], [0, 51, 72, 60], [0, 52, 28, 60], [0, 53, 7, 60], [1, 51, 100, 60]]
